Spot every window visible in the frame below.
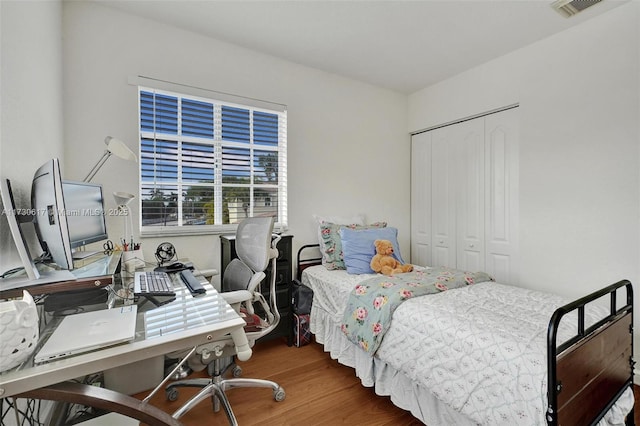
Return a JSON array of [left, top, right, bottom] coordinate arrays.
[[138, 87, 287, 234]]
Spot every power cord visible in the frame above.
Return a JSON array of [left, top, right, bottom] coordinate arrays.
[[0, 253, 51, 278], [104, 284, 134, 302], [0, 397, 45, 426]]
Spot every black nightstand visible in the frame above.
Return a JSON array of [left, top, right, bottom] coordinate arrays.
[[220, 234, 293, 346]]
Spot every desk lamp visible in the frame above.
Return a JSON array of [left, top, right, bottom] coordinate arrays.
[[84, 136, 137, 183], [114, 192, 135, 250], [114, 191, 144, 273]]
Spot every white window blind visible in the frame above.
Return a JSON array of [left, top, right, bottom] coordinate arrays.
[[138, 86, 287, 234]]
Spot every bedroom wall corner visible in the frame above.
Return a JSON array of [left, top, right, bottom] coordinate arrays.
[[0, 0, 64, 274]]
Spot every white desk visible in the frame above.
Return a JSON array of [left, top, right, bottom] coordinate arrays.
[[0, 269, 248, 425], [0, 251, 122, 299]]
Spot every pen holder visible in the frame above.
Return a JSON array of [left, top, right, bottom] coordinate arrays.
[[122, 249, 145, 273]]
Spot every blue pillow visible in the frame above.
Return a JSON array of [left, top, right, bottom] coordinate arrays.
[[339, 227, 405, 275]]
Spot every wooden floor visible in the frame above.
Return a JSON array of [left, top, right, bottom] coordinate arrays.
[[135, 338, 421, 425], [136, 338, 638, 425]]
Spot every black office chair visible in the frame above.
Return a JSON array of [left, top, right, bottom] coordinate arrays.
[[167, 216, 285, 425]]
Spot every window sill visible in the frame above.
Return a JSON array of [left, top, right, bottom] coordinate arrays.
[[140, 224, 288, 238]]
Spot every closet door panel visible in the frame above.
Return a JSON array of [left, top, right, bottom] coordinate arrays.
[[431, 126, 456, 268], [455, 118, 485, 272], [411, 107, 519, 278], [410, 132, 432, 266], [485, 108, 519, 283]]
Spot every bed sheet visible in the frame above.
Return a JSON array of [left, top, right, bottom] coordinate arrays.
[[301, 265, 633, 426]]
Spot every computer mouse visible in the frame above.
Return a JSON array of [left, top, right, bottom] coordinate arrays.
[[166, 262, 185, 270]]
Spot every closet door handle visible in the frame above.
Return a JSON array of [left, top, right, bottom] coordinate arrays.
[[469, 244, 474, 248]]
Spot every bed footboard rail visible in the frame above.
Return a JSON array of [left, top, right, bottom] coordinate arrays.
[[547, 279, 634, 426]]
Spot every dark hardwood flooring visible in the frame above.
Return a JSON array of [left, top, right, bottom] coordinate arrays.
[[135, 338, 420, 425], [136, 338, 638, 425]]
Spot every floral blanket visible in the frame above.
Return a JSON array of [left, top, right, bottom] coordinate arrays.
[[341, 267, 493, 355]]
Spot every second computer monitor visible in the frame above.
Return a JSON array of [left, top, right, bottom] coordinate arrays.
[[63, 181, 108, 251]]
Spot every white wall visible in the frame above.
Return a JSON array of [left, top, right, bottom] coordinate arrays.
[[409, 1, 640, 353], [4, 0, 636, 329], [60, 2, 408, 276], [0, 0, 64, 272]]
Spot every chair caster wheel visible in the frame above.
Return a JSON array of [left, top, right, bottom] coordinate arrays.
[[232, 366, 243, 378], [166, 388, 179, 402], [274, 387, 286, 402]]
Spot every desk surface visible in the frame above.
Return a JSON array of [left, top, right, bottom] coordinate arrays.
[[0, 251, 122, 299], [0, 268, 245, 400]]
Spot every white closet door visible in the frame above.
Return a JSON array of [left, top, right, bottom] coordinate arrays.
[[410, 132, 432, 266], [431, 126, 456, 268], [455, 117, 485, 272], [484, 108, 519, 284], [411, 107, 519, 276]]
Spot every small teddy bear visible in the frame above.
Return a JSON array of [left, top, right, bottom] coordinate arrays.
[[370, 239, 413, 276]]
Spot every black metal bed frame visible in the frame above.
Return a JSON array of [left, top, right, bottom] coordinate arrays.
[[546, 279, 634, 426]]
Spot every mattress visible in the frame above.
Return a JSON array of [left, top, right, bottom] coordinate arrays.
[[301, 265, 634, 426]]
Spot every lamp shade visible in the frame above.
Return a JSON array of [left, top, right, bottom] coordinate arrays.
[[105, 137, 137, 162], [114, 192, 135, 207]]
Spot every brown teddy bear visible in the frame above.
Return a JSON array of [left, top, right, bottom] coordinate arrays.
[[370, 239, 413, 276]]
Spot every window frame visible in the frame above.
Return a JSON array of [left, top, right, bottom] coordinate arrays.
[[137, 86, 287, 236]]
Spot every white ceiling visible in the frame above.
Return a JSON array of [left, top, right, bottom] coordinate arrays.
[[95, 0, 629, 94]]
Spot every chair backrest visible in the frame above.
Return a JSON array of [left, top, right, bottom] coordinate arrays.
[[223, 216, 276, 294], [222, 258, 256, 293], [235, 216, 275, 273]]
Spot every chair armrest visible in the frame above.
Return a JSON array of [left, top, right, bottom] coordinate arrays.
[[198, 268, 219, 279], [221, 290, 252, 306]]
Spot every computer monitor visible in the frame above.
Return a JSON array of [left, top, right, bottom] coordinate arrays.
[[0, 165, 76, 288], [31, 158, 74, 270], [63, 181, 108, 258]]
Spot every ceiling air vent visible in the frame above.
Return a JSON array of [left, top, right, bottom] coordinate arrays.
[[551, 0, 603, 17]]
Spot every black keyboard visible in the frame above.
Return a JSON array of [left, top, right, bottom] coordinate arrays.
[[134, 271, 176, 297]]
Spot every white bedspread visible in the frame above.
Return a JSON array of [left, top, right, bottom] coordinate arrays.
[[301, 265, 634, 426]]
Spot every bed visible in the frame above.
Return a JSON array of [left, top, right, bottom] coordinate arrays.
[[297, 243, 635, 426]]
